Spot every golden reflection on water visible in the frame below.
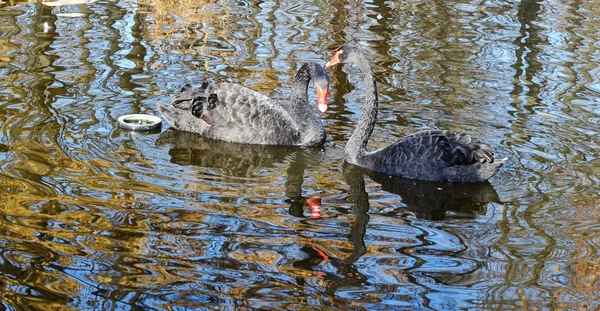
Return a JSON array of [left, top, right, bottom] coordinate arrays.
[[0, 0, 599, 309], [138, 0, 229, 54]]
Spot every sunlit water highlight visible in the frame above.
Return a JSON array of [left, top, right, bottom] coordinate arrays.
[[0, 0, 599, 309]]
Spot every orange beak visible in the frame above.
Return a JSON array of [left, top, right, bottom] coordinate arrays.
[[316, 85, 328, 112], [325, 50, 342, 68]]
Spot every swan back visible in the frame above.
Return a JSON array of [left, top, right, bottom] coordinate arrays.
[[360, 130, 506, 182], [158, 62, 330, 146]]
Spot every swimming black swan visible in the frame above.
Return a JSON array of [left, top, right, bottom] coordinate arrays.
[[325, 45, 506, 182], [157, 62, 330, 146]]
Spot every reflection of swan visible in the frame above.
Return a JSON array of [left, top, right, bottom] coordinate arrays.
[[292, 163, 500, 290], [156, 129, 306, 177], [284, 151, 317, 218], [290, 164, 371, 288], [157, 63, 330, 146], [157, 129, 323, 218], [345, 164, 501, 221], [326, 45, 507, 182]]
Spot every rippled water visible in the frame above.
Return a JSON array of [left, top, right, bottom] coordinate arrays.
[[1, 0, 599, 309]]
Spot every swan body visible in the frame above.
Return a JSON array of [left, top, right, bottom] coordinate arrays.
[[157, 62, 329, 146], [326, 45, 506, 182]]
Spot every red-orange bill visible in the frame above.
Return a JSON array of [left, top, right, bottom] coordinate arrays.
[[316, 86, 328, 112], [325, 50, 342, 68]]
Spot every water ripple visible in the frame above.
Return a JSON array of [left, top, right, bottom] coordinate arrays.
[[0, 0, 599, 309]]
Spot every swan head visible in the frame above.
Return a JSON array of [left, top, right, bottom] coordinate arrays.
[[325, 45, 362, 68]]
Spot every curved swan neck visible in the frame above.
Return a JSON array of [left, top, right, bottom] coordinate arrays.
[[291, 63, 324, 144], [291, 63, 312, 104], [345, 54, 378, 162]]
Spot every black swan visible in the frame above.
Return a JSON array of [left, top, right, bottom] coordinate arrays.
[[325, 45, 506, 182], [157, 62, 330, 146]]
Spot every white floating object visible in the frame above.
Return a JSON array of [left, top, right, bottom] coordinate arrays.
[[42, 0, 96, 6], [43, 22, 52, 32], [55, 12, 85, 17], [118, 114, 162, 132]]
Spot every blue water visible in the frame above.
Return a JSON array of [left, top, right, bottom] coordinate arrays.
[[0, 0, 599, 309]]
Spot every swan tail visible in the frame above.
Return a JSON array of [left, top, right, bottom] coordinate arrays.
[[478, 158, 507, 181], [157, 102, 208, 135], [444, 157, 507, 182]]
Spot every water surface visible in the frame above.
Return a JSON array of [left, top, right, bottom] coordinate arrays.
[[1, 0, 599, 309]]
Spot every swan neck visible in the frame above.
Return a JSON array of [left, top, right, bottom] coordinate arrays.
[[291, 65, 310, 104], [291, 63, 323, 144], [345, 57, 378, 162]]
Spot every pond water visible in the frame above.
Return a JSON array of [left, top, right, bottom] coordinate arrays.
[[1, 0, 599, 309]]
